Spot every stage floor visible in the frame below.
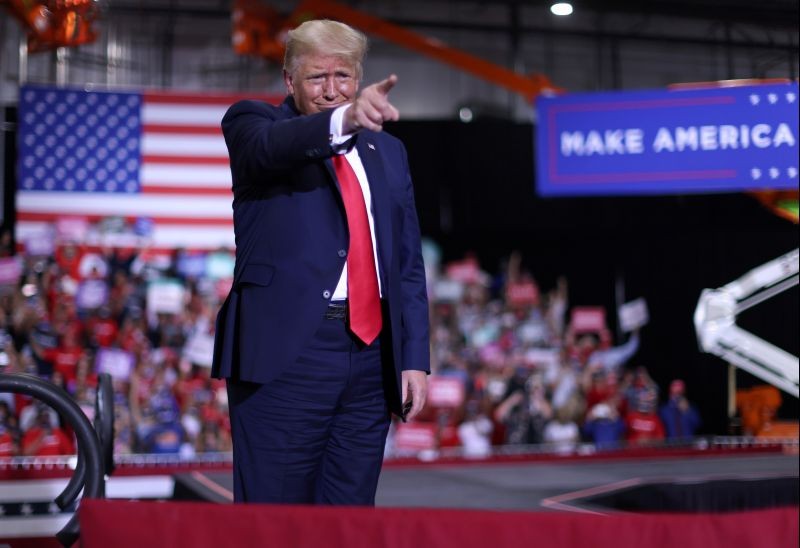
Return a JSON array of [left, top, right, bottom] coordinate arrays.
[[176, 452, 799, 511]]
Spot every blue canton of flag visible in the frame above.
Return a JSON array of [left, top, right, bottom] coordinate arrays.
[[18, 86, 142, 194]]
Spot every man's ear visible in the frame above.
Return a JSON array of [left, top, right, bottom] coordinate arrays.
[[283, 69, 294, 95]]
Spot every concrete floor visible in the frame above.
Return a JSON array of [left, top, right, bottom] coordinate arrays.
[[374, 454, 799, 510], [181, 453, 799, 511]]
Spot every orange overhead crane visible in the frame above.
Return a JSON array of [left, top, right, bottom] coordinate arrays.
[[232, 0, 561, 102], [234, 2, 797, 221], [1, 0, 100, 52]]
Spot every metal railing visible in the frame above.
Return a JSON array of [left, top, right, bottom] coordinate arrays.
[[0, 372, 112, 546]]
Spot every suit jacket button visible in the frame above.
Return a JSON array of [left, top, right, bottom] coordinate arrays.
[[322, 290, 331, 299], [338, 249, 347, 258]]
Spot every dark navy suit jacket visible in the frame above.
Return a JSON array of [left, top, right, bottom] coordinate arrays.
[[211, 96, 430, 416]]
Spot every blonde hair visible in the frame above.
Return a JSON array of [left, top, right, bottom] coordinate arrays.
[[284, 19, 368, 79]]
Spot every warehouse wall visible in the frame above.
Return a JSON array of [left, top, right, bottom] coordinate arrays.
[[1, 1, 797, 121]]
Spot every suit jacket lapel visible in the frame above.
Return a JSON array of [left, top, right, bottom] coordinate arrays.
[[356, 135, 393, 279], [323, 157, 342, 197]]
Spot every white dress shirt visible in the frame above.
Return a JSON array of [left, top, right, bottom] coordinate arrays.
[[329, 104, 383, 300]]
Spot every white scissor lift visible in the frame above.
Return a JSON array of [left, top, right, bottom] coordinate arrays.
[[694, 248, 799, 421]]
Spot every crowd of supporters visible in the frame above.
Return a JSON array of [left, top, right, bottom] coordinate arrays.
[[387, 247, 700, 458], [0, 227, 701, 459], [0, 225, 232, 458]]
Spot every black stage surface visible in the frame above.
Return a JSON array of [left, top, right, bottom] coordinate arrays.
[[173, 452, 799, 512]]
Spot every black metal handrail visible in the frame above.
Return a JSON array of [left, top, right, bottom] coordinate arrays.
[[53, 372, 115, 514], [95, 373, 115, 476], [0, 372, 106, 547]]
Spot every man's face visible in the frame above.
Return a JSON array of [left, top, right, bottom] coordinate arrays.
[[284, 53, 359, 115]]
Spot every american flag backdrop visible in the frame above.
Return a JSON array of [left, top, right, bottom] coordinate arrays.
[[16, 84, 281, 250]]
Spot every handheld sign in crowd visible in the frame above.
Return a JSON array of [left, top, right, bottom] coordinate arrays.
[[433, 278, 465, 303], [23, 229, 55, 257], [536, 82, 799, 196], [76, 279, 109, 310], [147, 279, 185, 314], [56, 217, 89, 242], [506, 280, 540, 307], [427, 376, 466, 408], [177, 252, 208, 279], [523, 347, 560, 369], [205, 251, 235, 280], [0, 257, 22, 287], [182, 331, 215, 368], [96, 348, 135, 380], [570, 306, 607, 333], [146, 279, 186, 326], [618, 298, 650, 333], [392, 423, 438, 454]]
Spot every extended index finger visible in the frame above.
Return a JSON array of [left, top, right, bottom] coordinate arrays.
[[375, 74, 398, 95]]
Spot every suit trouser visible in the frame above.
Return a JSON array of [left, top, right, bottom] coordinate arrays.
[[227, 314, 391, 505]]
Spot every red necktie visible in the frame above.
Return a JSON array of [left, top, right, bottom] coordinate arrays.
[[332, 154, 382, 345]]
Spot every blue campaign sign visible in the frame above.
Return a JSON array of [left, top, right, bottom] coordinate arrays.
[[535, 83, 799, 196]]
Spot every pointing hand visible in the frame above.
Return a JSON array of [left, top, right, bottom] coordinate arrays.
[[344, 74, 400, 133]]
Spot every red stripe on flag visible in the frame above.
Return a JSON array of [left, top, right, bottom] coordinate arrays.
[[143, 92, 283, 105], [142, 185, 231, 196], [16, 242, 231, 254], [142, 155, 230, 165], [143, 124, 223, 135], [17, 211, 233, 227]]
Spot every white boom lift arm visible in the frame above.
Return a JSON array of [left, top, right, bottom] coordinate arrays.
[[694, 248, 799, 398]]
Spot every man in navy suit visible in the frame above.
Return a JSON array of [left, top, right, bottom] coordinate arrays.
[[211, 19, 430, 505]]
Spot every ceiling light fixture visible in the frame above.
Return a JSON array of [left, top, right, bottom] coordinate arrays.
[[550, 3, 574, 16]]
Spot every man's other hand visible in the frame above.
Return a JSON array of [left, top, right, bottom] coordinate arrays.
[[344, 74, 400, 133], [401, 369, 428, 421]]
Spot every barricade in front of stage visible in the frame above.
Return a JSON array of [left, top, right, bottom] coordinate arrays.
[[77, 499, 797, 548], [1, 440, 798, 547]]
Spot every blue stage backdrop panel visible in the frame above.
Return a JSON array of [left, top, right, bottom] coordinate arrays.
[[535, 83, 799, 197]]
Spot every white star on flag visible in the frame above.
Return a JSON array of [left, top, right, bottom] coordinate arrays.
[[751, 168, 762, 180], [788, 167, 798, 178], [767, 93, 778, 104], [787, 92, 797, 103], [749, 94, 760, 105], [769, 167, 779, 179], [20, 503, 33, 516]]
